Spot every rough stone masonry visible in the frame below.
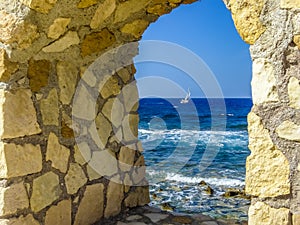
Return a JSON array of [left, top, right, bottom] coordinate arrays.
[[0, 0, 299, 224]]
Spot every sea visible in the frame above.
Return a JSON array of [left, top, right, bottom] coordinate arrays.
[[138, 98, 253, 222]]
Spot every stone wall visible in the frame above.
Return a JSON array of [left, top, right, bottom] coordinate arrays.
[[226, 0, 300, 224], [0, 0, 298, 224]]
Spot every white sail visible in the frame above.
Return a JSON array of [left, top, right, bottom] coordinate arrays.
[[180, 88, 191, 104]]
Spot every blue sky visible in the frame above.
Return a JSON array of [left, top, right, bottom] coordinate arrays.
[[134, 0, 252, 98]]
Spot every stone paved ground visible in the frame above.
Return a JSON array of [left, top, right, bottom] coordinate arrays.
[[94, 206, 248, 225]]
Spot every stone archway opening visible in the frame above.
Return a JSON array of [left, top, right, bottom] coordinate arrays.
[[134, 0, 252, 222]]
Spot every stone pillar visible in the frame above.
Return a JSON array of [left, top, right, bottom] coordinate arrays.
[[227, 0, 300, 224], [0, 0, 168, 223]]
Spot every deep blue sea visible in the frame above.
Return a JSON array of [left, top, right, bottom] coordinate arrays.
[[138, 98, 252, 221]]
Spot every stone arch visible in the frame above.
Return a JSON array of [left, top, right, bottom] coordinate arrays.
[[0, 0, 299, 224]]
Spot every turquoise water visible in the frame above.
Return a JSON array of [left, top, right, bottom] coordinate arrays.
[[138, 98, 252, 221]]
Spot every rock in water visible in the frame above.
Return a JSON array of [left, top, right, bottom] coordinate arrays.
[[222, 188, 251, 199], [161, 202, 174, 211], [204, 185, 214, 196], [198, 180, 207, 186]]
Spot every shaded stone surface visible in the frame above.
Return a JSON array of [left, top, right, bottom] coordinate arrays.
[[57, 61, 78, 105], [172, 216, 193, 224], [121, 20, 150, 39], [0, 182, 29, 216], [0, 48, 18, 82], [28, 59, 51, 92], [0, 214, 40, 225], [65, 163, 87, 195], [201, 222, 219, 225], [74, 143, 91, 166], [95, 112, 112, 148], [43, 31, 80, 53], [119, 146, 136, 172], [61, 120, 74, 138], [77, 0, 98, 8], [100, 76, 121, 99], [118, 222, 146, 225], [0, 143, 42, 178], [81, 29, 116, 57], [45, 200, 71, 225], [122, 81, 139, 112], [126, 215, 143, 221], [80, 67, 97, 87], [89, 122, 106, 149], [30, 172, 61, 212], [0, 89, 41, 138], [114, 0, 149, 23], [89, 150, 118, 177], [94, 205, 246, 225], [74, 183, 104, 225], [48, 18, 71, 39], [122, 114, 139, 142], [46, 133, 70, 173], [0, 11, 17, 44], [40, 89, 59, 126], [102, 98, 124, 128], [86, 164, 102, 181], [105, 181, 124, 218], [6, 21, 39, 49], [22, 0, 58, 13], [72, 84, 96, 120], [117, 68, 132, 84], [132, 155, 146, 185], [124, 187, 150, 208], [147, 4, 171, 16], [144, 213, 168, 223], [90, 0, 116, 29]]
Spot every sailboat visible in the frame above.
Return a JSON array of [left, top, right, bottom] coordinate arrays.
[[180, 88, 191, 104]]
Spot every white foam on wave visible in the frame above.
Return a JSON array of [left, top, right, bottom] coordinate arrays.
[[139, 128, 246, 136], [219, 113, 235, 116], [164, 173, 245, 187], [139, 128, 248, 146]]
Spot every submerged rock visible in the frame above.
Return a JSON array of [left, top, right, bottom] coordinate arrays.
[[204, 185, 214, 195], [196, 180, 214, 196], [151, 193, 162, 201], [161, 202, 174, 211], [222, 188, 251, 199], [198, 180, 207, 186], [170, 185, 181, 192]]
